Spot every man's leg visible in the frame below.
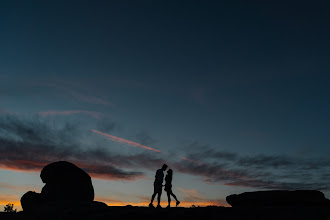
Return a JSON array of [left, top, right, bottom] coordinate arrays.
[[157, 191, 162, 206], [151, 192, 156, 203], [149, 184, 157, 207]]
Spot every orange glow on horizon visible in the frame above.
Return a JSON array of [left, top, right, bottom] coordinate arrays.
[[0, 196, 22, 211], [91, 129, 161, 152], [0, 201, 21, 207], [96, 199, 226, 207]]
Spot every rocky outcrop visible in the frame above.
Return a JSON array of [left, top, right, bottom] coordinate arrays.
[[40, 161, 94, 202], [226, 190, 330, 207], [21, 161, 105, 212]]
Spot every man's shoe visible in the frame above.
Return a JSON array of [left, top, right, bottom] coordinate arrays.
[[156, 204, 162, 209], [176, 201, 180, 207], [149, 203, 155, 208]]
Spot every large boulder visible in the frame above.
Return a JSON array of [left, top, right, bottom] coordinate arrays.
[[21, 161, 102, 212], [40, 161, 94, 202], [226, 190, 330, 207]]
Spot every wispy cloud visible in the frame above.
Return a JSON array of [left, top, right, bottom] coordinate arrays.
[[173, 145, 330, 191], [39, 110, 103, 119], [1, 114, 330, 192], [91, 129, 161, 152], [0, 115, 143, 180]]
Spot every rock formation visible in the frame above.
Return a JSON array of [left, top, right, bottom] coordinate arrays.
[[40, 161, 94, 202], [226, 190, 330, 207], [21, 161, 105, 212]]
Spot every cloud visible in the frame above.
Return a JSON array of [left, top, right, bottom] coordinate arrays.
[[173, 145, 330, 191], [236, 154, 330, 170], [1, 114, 330, 192], [180, 142, 237, 161], [177, 188, 206, 202], [0, 115, 143, 180], [173, 160, 256, 185], [91, 129, 161, 152]]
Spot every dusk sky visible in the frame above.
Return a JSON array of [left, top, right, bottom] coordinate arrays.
[[1, 0, 330, 210]]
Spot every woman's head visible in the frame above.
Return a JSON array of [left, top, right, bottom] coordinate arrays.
[[167, 169, 173, 175]]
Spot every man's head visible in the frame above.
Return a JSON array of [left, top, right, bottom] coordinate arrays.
[[161, 164, 168, 171]]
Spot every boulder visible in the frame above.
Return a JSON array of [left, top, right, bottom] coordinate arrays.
[[226, 190, 330, 207], [40, 161, 94, 202], [21, 161, 102, 212], [21, 191, 42, 212]]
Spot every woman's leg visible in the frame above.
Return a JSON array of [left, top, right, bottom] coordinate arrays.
[[170, 192, 178, 202]]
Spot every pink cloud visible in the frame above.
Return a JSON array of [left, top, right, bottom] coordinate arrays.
[[91, 129, 161, 152], [0, 159, 143, 181]]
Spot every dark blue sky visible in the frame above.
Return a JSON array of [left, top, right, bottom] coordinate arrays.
[[1, 0, 330, 208]]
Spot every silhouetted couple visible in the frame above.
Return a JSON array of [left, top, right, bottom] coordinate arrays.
[[149, 164, 180, 208]]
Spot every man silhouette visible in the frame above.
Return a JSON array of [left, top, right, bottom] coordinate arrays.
[[149, 164, 168, 208]]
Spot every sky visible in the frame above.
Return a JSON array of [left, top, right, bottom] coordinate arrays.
[[1, 0, 330, 210]]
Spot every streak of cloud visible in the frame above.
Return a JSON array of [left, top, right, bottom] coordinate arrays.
[[91, 129, 161, 152]]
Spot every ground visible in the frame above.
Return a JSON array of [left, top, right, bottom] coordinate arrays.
[[1, 206, 330, 220]]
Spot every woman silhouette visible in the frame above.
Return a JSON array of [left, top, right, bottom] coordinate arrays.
[[164, 169, 180, 208]]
